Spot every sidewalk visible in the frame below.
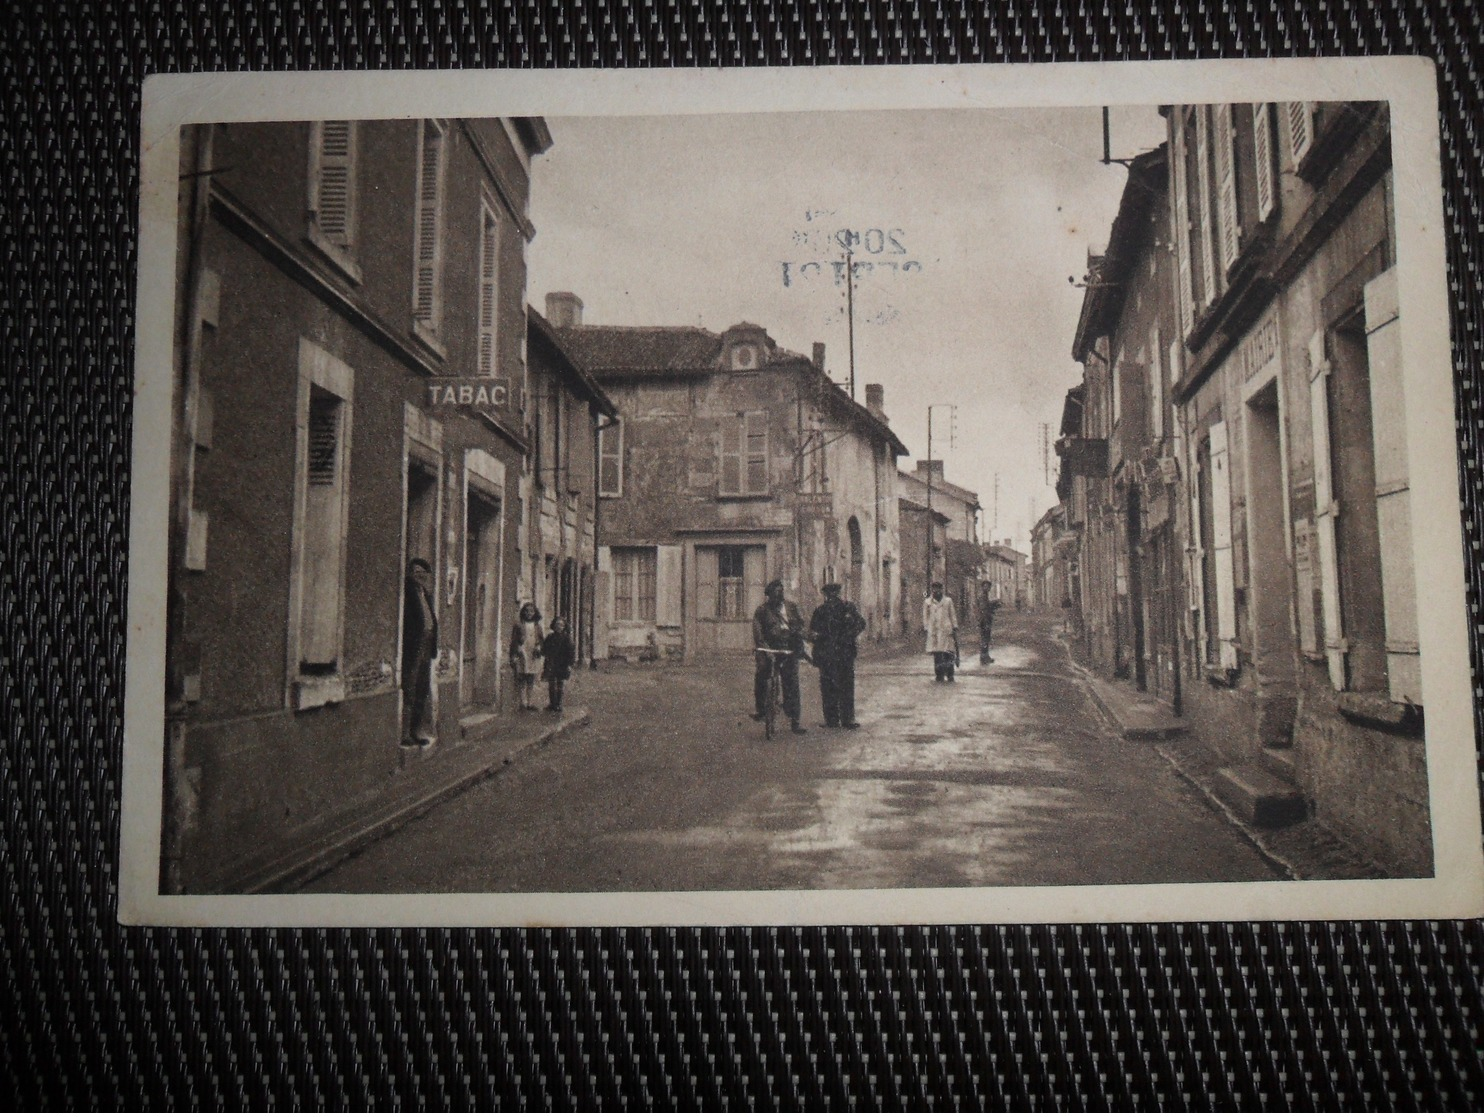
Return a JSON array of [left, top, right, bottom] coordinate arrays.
[[243, 704, 589, 893], [1067, 647, 1383, 882]]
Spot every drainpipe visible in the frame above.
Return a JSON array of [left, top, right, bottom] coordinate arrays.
[[162, 122, 215, 894], [590, 410, 617, 669]]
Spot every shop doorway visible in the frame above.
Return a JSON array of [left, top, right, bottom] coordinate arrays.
[[462, 488, 503, 707]]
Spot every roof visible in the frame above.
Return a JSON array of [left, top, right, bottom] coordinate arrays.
[[899, 468, 981, 509], [898, 495, 952, 524], [1071, 144, 1168, 362], [551, 324, 725, 375], [526, 309, 620, 417]]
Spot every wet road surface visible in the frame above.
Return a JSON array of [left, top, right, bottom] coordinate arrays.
[[305, 611, 1282, 893]]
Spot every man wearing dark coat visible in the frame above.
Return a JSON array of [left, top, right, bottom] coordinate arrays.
[[401, 558, 438, 747], [751, 578, 809, 735], [808, 582, 867, 729]]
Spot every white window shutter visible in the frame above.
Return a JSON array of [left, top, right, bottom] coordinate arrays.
[[1170, 112, 1195, 338], [413, 120, 445, 327], [1186, 440, 1206, 627], [1214, 104, 1240, 273], [1194, 106, 1219, 309], [695, 546, 719, 621], [743, 546, 767, 616], [1148, 325, 1164, 441], [1364, 269, 1420, 705], [1252, 103, 1276, 222], [719, 417, 742, 495], [1208, 420, 1238, 669], [1287, 101, 1314, 168], [1308, 329, 1346, 690], [745, 410, 769, 495], [598, 421, 623, 497], [655, 545, 684, 626], [315, 121, 355, 248], [477, 202, 499, 377]]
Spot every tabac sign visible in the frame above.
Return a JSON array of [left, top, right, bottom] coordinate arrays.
[[425, 378, 511, 410]]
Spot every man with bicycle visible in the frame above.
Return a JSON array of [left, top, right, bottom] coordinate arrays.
[[751, 578, 809, 735]]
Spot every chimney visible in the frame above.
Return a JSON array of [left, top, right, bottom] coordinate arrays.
[[917, 459, 945, 479], [865, 383, 884, 413], [545, 291, 583, 328], [812, 342, 826, 372]]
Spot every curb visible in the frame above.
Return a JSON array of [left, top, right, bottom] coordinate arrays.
[[238, 709, 590, 894]]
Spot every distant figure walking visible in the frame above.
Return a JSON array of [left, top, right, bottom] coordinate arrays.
[[509, 602, 544, 711], [923, 581, 959, 683], [978, 588, 1002, 665], [540, 617, 576, 713], [808, 582, 867, 729], [401, 558, 439, 747]]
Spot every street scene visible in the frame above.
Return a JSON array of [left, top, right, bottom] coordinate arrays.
[[155, 97, 1430, 900]]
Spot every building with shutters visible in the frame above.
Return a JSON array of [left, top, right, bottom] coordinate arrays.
[[1163, 99, 1425, 873], [897, 461, 986, 632], [164, 117, 551, 892], [522, 306, 619, 663], [1030, 504, 1072, 614], [545, 296, 908, 661], [897, 497, 951, 641]]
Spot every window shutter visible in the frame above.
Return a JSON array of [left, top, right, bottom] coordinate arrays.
[[1214, 104, 1240, 273], [743, 546, 767, 616], [1252, 103, 1276, 222], [314, 121, 355, 248], [1148, 325, 1164, 441], [1208, 420, 1238, 669], [1186, 439, 1206, 628], [413, 121, 445, 327], [1194, 106, 1219, 309], [1363, 269, 1420, 704], [1308, 330, 1346, 690], [1286, 101, 1314, 168], [598, 421, 622, 497], [719, 417, 742, 495], [655, 545, 683, 626], [477, 202, 499, 376], [695, 547, 719, 621], [301, 390, 348, 668], [1171, 110, 1195, 338], [745, 410, 769, 494]]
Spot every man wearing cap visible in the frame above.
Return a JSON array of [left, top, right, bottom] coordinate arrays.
[[808, 582, 867, 729], [401, 557, 439, 747], [751, 578, 808, 735]]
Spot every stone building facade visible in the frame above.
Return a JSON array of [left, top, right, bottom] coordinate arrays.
[[549, 303, 907, 661], [165, 117, 550, 892]]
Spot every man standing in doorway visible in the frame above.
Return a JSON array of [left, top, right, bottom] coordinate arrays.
[[401, 558, 439, 748], [923, 580, 959, 682], [752, 578, 808, 735], [809, 582, 867, 729]]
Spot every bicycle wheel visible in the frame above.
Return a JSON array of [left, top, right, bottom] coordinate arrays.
[[764, 666, 779, 740]]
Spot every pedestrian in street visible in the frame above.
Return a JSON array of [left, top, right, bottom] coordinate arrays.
[[923, 580, 959, 682], [509, 602, 544, 711], [752, 578, 809, 735], [400, 558, 439, 748], [978, 584, 1002, 666], [540, 617, 576, 713], [808, 582, 867, 729]]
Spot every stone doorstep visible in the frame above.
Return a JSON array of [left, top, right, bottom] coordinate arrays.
[[228, 707, 590, 895], [1083, 676, 1187, 741], [1213, 764, 1308, 829]]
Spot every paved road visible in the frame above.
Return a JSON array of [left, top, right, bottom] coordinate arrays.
[[305, 610, 1282, 893]]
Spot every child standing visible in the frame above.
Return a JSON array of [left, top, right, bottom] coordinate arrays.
[[509, 602, 544, 710], [540, 617, 576, 713]]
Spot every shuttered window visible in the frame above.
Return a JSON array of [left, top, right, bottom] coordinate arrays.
[[1308, 329, 1347, 690], [476, 198, 499, 377], [719, 411, 769, 496], [294, 342, 354, 680], [612, 547, 656, 622], [309, 121, 357, 252], [1148, 325, 1164, 441], [1286, 101, 1315, 168], [597, 420, 623, 497], [1252, 102, 1277, 222], [1214, 104, 1240, 274], [1194, 106, 1219, 311], [1208, 420, 1238, 670], [1363, 269, 1421, 704], [1170, 108, 1195, 339], [412, 119, 448, 333]]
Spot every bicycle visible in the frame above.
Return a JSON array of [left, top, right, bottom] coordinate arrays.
[[754, 646, 794, 740]]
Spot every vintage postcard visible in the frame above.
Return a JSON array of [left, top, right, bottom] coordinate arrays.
[[121, 59, 1483, 925]]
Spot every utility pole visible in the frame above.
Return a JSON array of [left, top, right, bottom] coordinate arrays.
[[845, 246, 857, 401], [925, 404, 954, 587]]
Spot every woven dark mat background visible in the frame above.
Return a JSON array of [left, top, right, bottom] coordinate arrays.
[[3, 1, 1482, 1109]]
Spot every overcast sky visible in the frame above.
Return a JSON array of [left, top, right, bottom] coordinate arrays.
[[527, 105, 1167, 552]]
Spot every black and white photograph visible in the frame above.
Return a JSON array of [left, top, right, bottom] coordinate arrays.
[[121, 62, 1483, 924]]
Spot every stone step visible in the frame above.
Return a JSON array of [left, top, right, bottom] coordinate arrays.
[[1214, 765, 1307, 828]]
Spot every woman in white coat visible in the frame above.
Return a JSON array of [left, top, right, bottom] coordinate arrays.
[[922, 581, 959, 682]]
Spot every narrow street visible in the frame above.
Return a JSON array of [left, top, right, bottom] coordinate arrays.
[[304, 609, 1280, 894]]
